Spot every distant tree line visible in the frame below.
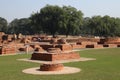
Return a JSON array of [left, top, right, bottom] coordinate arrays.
[[0, 5, 120, 37]]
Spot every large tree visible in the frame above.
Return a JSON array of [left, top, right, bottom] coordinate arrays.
[[8, 18, 31, 35], [60, 6, 83, 37], [0, 17, 8, 33], [82, 15, 120, 37], [30, 12, 43, 34], [40, 5, 64, 37]]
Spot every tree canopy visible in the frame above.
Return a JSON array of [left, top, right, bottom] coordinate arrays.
[[30, 5, 83, 37], [0, 17, 8, 32]]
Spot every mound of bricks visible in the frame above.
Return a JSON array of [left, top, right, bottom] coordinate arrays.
[[40, 63, 64, 71]]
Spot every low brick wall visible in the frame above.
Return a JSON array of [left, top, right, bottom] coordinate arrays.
[[77, 41, 98, 45], [31, 52, 80, 61], [104, 38, 120, 44], [66, 38, 100, 43], [86, 44, 103, 48], [40, 44, 53, 50], [103, 44, 117, 48], [71, 44, 86, 49], [0, 46, 16, 54], [55, 44, 73, 51]]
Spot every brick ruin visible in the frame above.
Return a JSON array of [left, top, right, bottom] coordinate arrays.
[[31, 38, 80, 61], [0, 31, 120, 55], [70, 37, 120, 49]]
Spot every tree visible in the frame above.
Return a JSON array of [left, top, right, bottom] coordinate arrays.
[[82, 15, 120, 37], [40, 5, 64, 37], [8, 18, 31, 35], [30, 12, 43, 34], [60, 6, 83, 37], [0, 17, 8, 33], [82, 17, 92, 36]]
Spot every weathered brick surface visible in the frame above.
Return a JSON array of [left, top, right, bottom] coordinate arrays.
[[31, 53, 52, 61], [86, 44, 103, 48], [103, 44, 117, 48], [40, 44, 53, 50], [31, 52, 80, 61], [40, 63, 64, 71], [105, 38, 120, 44], [77, 41, 98, 45], [55, 44, 73, 51], [0, 46, 16, 54], [66, 38, 100, 43], [117, 44, 120, 47], [71, 44, 86, 49]]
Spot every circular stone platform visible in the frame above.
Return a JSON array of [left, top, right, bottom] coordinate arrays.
[[22, 66, 81, 75]]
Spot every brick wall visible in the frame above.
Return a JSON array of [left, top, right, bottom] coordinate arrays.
[[0, 46, 16, 54]]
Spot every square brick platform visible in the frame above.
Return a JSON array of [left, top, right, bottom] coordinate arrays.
[[31, 52, 80, 61]]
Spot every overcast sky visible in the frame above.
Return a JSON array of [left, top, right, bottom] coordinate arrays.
[[0, 0, 120, 22]]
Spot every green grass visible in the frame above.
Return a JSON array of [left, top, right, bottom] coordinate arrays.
[[0, 48, 120, 80]]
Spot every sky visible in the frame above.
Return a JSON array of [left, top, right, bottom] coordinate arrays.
[[0, 0, 120, 22]]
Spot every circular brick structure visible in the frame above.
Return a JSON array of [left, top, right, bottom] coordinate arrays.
[[40, 63, 64, 71]]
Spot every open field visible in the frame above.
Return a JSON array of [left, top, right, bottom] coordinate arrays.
[[0, 48, 120, 80]]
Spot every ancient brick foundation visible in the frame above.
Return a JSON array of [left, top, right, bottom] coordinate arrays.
[[103, 44, 117, 48], [71, 44, 86, 49], [0, 46, 16, 54], [86, 44, 103, 48], [104, 38, 120, 44], [40, 63, 64, 71], [55, 44, 73, 51], [31, 51, 80, 61]]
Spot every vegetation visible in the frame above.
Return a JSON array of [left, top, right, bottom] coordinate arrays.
[[0, 17, 8, 33], [0, 5, 120, 37], [82, 16, 120, 37], [0, 48, 120, 80]]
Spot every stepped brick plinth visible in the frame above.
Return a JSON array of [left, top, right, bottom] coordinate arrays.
[[31, 51, 80, 61], [40, 63, 64, 71]]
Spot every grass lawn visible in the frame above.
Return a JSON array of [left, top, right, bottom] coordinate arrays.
[[0, 48, 120, 80]]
